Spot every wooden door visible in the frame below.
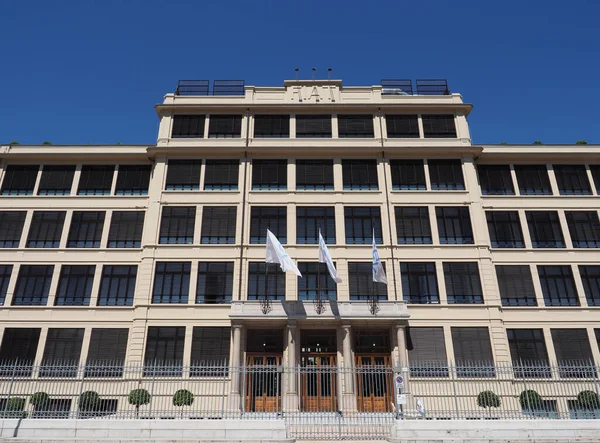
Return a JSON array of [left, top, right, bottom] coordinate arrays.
[[245, 354, 282, 412], [300, 354, 337, 412], [355, 355, 393, 413]]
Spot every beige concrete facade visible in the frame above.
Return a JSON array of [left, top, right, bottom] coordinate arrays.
[[0, 79, 599, 377]]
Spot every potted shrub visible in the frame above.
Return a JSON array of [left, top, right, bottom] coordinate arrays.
[[4, 397, 26, 418], [29, 392, 50, 417], [477, 390, 500, 417], [78, 391, 101, 417], [519, 389, 542, 412], [128, 388, 151, 418], [172, 389, 194, 418], [577, 390, 600, 410]]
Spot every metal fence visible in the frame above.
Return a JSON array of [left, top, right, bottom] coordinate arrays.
[[0, 361, 599, 439]]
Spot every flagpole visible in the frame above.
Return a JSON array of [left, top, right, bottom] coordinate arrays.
[[369, 218, 380, 315], [262, 228, 272, 314], [315, 224, 325, 314]]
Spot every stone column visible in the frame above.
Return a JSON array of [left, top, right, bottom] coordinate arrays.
[[285, 322, 299, 412], [395, 323, 407, 367], [229, 323, 243, 412], [341, 324, 357, 411]]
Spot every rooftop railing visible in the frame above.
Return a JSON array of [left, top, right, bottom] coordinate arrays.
[[381, 79, 450, 96], [175, 80, 245, 96]]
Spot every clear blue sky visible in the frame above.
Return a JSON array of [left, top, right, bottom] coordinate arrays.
[[1, 0, 598, 145]]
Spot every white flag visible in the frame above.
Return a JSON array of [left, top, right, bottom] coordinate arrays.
[[372, 229, 388, 284], [265, 229, 302, 277], [318, 230, 342, 283]]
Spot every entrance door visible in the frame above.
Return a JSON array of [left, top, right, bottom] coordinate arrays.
[[245, 354, 282, 412], [355, 355, 393, 412], [300, 330, 338, 412]]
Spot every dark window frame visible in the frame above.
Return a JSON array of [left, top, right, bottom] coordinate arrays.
[[386, 115, 420, 138], [152, 262, 191, 304], [515, 165, 553, 196], [553, 165, 592, 196], [526, 211, 565, 248], [144, 326, 185, 376], [208, 115, 242, 138], [253, 115, 290, 138], [580, 265, 600, 306], [108, 211, 145, 248], [0, 211, 26, 247], [172, 115, 206, 138], [443, 262, 484, 304], [247, 262, 286, 300], [295, 115, 332, 138], [477, 165, 515, 195], [12, 265, 54, 306], [551, 329, 595, 378], [165, 160, 201, 191], [201, 206, 237, 244], [342, 159, 379, 190], [203, 160, 239, 190], [26, 211, 66, 248], [1, 165, 39, 196], [495, 265, 537, 307], [451, 327, 495, 377], [407, 327, 449, 377], [507, 329, 550, 377], [538, 265, 579, 307], [348, 262, 388, 301], [337, 114, 375, 138], [37, 165, 75, 196], [296, 160, 334, 190], [0, 265, 12, 305], [344, 207, 383, 245], [159, 206, 196, 244], [249, 206, 286, 244], [436, 206, 474, 245], [67, 211, 105, 248], [196, 262, 233, 304], [401, 262, 439, 304], [428, 159, 465, 191], [486, 211, 525, 248], [115, 165, 151, 196], [298, 262, 338, 301], [566, 211, 600, 248], [422, 115, 457, 138], [251, 159, 287, 190], [77, 165, 114, 196], [190, 327, 231, 376], [40, 328, 84, 378], [85, 328, 129, 377], [296, 206, 336, 245], [97, 265, 137, 306], [0, 328, 40, 375], [395, 206, 432, 245], [390, 160, 426, 190], [54, 265, 95, 306]]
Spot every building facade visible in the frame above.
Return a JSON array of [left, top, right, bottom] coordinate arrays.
[[1, 79, 599, 415]]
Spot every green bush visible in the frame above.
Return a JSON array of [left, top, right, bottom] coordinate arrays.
[[29, 391, 50, 409], [577, 390, 600, 409], [172, 389, 194, 407], [9, 141, 19, 145], [532, 141, 543, 145], [2, 397, 26, 418], [128, 388, 151, 417], [42, 141, 52, 145], [79, 391, 101, 412], [477, 390, 501, 409], [519, 389, 542, 410], [576, 140, 588, 144]]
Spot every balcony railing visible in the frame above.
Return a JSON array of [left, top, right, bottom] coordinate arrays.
[[381, 79, 450, 96], [175, 80, 245, 96]]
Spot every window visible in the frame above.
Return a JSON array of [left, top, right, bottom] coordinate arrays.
[[338, 115, 374, 138], [191, 327, 231, 376], [40, 328, 84, 377], [298, 262, 337, 300], [38, 165, 75, 195], [1, 165, 38, 195], [144, 326, 185, 376], [551, 329, 594, 378], [159, 206, 195, 244], [526, 211, 565, 248], [443, 262, 483, 304], [115, 165, 151, 195], [436, 207, 473, 244], [486, 211, 524, 248], [253, 115, 289, 138], [514, 165, 552, 195], [591, 165, 600, 194], [12, 265, 54, 306], [401, 262, 439, 304], [0, 211, 26, 247], [451, 327, 495, 376], [204, 160, 239, 190], [27, 211, 66, 248], [566, 211, 600, 248], [296, 160, 334, 190], [507, 329, 550, 377], [296, 207, 335, 244], [296, 115, 332, 138], [407, 327, 448, 377], [77, 165, 114, 195], [538, 265, 579, 306], [97, 265, 137, 306], [553, 165, 592, 195], [31, 399, 72, 419], [208, 115, 242, 138], [247, 262, 286, 300], [428, 159, 465, 190], [395, 207, 431, 244], [85, 328, 129, 377], [196, 262, 233, 304], [345, 207, 382, 244], [201, 206, 237, 244], [390, 160, 426, 190], [172, 115, 205, 138], [342, 159, 378, 190], [108, 211, 144, 248], [0, 328, 40, 376], [67, 211, 105, 248], [477, 165, 515, 195], [252, 159, 287, 190], [152, 262, 191, 304], [579, 266, 600, 306], [386, 115, 419, 138], [422, 115, 457, 138], [348, 262, 388, 300], [0, 265, 12, 305], [250, 206, 286, 244], [165, 160, 201, 190], [495, 265, 537, 306], [55, 265, 95, 306]]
